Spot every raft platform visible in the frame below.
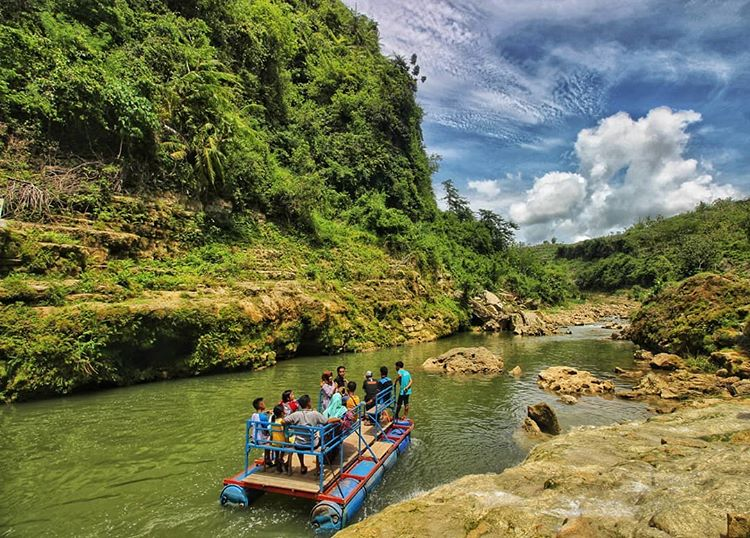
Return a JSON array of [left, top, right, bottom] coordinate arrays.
[[220, 387, 413, 533]]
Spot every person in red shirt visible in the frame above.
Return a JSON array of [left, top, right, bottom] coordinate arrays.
[[280, 389, 299, 416]]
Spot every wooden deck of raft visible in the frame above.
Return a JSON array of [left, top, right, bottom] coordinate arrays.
[[241, 423, 392, 494]]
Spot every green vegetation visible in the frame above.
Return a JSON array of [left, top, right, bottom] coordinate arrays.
[[554, 199, 750, 294], [628, 273, 750, 360]]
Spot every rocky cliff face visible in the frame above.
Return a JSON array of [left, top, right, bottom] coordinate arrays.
[[341, 400, 750, 538]]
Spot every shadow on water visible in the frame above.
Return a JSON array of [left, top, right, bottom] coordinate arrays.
[[0, 326, 649, 537]]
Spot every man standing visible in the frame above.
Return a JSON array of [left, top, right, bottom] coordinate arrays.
[[377, 366, 392, 392], [334, 365, 347, 391], [363, 371, 379, 410], [394, 361, 412, 419]]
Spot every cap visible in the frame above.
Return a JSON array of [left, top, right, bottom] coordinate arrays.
[[365, 370, 373, 378]]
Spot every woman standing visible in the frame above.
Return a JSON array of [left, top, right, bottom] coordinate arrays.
[[318, 370, 336, 412]]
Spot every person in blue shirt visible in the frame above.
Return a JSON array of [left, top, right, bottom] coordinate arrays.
[[377, 366, 392, 393], [394, 361, 412, 419]]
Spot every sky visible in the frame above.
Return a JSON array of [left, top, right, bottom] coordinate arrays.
[[341, 0, 750, 243]]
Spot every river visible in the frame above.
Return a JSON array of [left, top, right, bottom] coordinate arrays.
[[0, 326, 649, 537]]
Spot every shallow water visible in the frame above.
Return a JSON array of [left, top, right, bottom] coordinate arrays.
[[0, 325, 649, 537]]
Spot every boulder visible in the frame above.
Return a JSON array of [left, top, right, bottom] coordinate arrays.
[[634, 349, 654, 361], [469, 290, 508, 330], [730, 380, 750, 397], [527, 402, 560, 435], [559, 395, 578, 405], [509, 365, 522, 377], [650, 353, 686, 371], [482, 290, 503, 307], [509, 311, 551, 336], [727, 513, 750, 538], [521, 417, 542, 435], [422, 347, 504, 375], [537, 366, 615, 395], [621, 371, 735, 401]]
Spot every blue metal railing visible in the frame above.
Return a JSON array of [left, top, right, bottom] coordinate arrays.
[[366, 386, 395, 438], [244, 402, 372, 492]]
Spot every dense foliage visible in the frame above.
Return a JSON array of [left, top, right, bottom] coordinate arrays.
[[0, 0, 435, 222], [555, 199, 750, 293]]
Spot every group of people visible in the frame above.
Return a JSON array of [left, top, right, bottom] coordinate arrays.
[[249, 361, 413, 476]]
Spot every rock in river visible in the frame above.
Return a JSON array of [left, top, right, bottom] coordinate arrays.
[[526, 402, 560, 435], [422, 346, 504, 375], [650, 353, 686, 371], [509, 365, 522, 377], [537, 366, 615, 395]]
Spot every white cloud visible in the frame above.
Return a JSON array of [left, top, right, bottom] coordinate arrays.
[[509, 107, 740, 242], [468, 179, 501, 199], [510, 172, 587, 225]]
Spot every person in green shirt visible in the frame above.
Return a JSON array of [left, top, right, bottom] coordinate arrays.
[[394, 360, 412, 419]]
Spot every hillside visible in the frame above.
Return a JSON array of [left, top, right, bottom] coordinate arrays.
[[553, 198, 750, 293], [0, 0, 576, 401]]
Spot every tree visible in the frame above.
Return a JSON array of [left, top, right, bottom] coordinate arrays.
[[441, 180, 473, 221], [478, 209, 517, 251]]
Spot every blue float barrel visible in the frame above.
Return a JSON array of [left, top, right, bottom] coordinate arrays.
[[310, 501, 344, 533], [383, 450, 398, 471], [219, 485, 249, 507], [363, 465, 385, 492]]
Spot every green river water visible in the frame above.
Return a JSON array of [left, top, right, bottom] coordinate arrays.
[[1, 326, 649, 537]]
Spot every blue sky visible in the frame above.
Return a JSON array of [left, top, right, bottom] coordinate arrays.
[[342, 0, 750, 242]]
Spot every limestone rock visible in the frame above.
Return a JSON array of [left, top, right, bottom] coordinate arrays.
[[650, 353, 686, 371], [339, 401, 750, 538], [470, 290, 511, 332], [730, 379, 750, 397], [509, 365, 522, 377], [422, 346, 504, 375], [634, 349, 654, 361], [521, 417, 542, 435], [711, 349, 750, 379], [527, 402, 560, 435], [623, 371, 736, 401], [727, 513, 750, 538], [509, 310, 550, 336], [559, 394, 577, 405], [537, 366, 615, 395]]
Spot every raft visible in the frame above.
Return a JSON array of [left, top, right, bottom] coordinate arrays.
[[220, 387, 413, 533]]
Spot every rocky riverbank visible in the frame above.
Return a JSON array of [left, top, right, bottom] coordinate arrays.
[[341, 399, 750, 538], [470, 290, 637, 336]]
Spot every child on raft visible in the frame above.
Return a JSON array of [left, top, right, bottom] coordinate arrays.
[[251, 397, 273, 468], [280, 389, 299, 416], [270, 404, 292, 475], [345, 381, 360, 410]]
